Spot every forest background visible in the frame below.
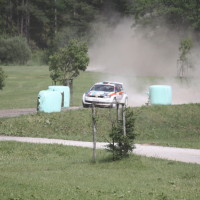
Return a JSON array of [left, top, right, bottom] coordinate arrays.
[[1, 0, 200, 65]]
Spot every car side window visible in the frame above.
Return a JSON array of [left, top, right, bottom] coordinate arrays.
[[115, 84, 121, 92]]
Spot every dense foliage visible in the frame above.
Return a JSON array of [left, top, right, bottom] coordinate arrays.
[[0, 0, 108, 49], [0, 36, 31, 64], [127, 0, 200, 31], [1, 1, 200, 65], [2, 0, 200, 50]]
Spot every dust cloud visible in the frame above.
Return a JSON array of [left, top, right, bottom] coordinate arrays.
[[88, 18, 200, 106]]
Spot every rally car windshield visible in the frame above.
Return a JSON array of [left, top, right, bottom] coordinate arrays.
[[91, 84, 114, 92]]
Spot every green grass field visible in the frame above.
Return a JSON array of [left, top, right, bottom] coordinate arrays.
[[0, 65, 101, 109], [0, 141, 200, 200], [0, 65, 200, 200]]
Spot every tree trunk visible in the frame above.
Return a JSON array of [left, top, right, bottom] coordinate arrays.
[[25, 0, 30, 41], [70, 79, 73, 106], [54, 0, 57, 35], [122, 104, 126, 136], [116, 103, 120, 121], [9, 0, 13, 34], [16, 0, 20, 34], [64, 79, 73, 106], [21, 0, 24, 35]]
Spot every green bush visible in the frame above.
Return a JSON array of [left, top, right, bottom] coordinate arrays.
[[107, 107, 137, 160], [0, 67, 6, 90], [0, 36, 31, 64]]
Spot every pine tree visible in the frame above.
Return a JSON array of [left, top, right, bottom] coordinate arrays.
[[107, 107, 137, 160]]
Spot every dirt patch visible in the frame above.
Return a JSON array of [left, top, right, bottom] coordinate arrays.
[[0, 107, 83, 118], [0, 108, 37, 118]]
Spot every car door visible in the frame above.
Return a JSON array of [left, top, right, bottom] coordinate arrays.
[[115, 84, 123, 101]]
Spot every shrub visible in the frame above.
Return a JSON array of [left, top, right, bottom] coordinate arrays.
[[107, 107, 137, 160], [0, 36, 31, 64]]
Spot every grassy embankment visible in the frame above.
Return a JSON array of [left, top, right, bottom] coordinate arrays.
[[0, 104, 200, 149]]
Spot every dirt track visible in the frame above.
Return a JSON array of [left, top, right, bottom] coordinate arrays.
[[0, 107, 82, 118], [0, 108, 37, 118]]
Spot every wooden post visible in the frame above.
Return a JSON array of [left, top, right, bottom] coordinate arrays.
[[122, 104, 126, 136], [117, 103, 120, 121], [70, 79, 73, 106], [92, 103, 96, 163]]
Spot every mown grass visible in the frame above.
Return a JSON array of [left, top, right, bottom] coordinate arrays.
[[0, 141, 200, 200], [0, 65, 100, 109], [0, 104, 200, 149], [0, 65, 50, 109]]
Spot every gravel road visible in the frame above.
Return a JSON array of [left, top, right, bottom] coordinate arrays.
[[0, 136, 200, 165], [0, 107, 82, 118], [0, 108, 37, 118]]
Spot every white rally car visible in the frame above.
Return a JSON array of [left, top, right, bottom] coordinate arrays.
[[82, 81, 128, 108]]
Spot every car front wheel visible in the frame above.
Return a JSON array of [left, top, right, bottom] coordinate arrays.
[[82, 101, 89, 108], [111, 98, 117, 108]]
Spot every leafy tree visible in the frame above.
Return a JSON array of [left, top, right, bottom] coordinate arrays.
[[107, 107, 137, 160], [49, 39, 89, 103], [177, 38, 193, 78], [0, 67, 6, 90]]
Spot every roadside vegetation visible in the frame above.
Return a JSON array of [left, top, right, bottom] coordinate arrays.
[[0, 141, 200, 200], [0, 104, 199, 149]]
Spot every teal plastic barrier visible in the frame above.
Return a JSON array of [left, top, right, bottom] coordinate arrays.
[[149, 85, 172, 105], [48, 86, 70, 108], [38, 90, 62, 113]]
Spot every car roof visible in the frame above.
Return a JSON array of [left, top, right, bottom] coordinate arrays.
[[95, 81, 123, 85]]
